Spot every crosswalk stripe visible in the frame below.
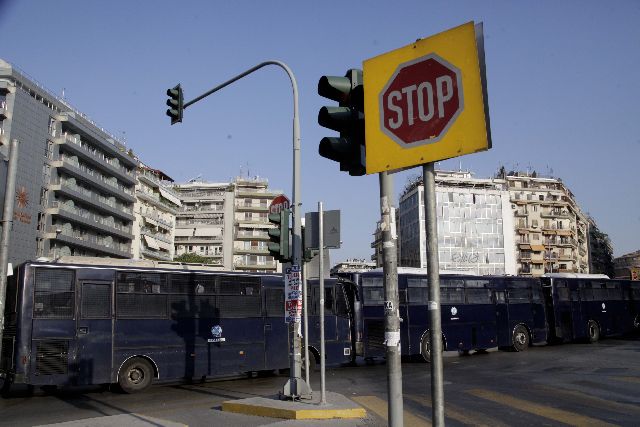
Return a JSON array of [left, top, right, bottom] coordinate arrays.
[[535, 384, 640, 416], [352, 395, 430, 427], [404, 394, 509, 427], [467, 389, 616, 427]]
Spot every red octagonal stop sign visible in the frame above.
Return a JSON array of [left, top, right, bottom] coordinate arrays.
[[380, 54, 463, 147]]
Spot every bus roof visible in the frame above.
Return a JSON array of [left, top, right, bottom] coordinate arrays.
[[366, 267, 476, 276], [542, 273, 610, 279]]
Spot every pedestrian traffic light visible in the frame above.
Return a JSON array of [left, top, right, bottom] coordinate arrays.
[[317, 69, 365, 176], [268, 208, 291, 263], [166, 84, 183, 125]]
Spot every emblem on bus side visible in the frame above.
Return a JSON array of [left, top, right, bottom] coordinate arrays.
[[208, 325, 226, 343], [451, 307, 458, 316]]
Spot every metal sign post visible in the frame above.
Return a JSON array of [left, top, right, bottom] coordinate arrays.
[[318, 202, 326, 405], [423, 163, 444, 425], [379, 171, 403, 427]]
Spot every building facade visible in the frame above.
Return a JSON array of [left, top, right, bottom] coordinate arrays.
[[131, 165, 181, 261], [502, 171, 590, 276], [613, 250, 640, 280], [397, 171, 516, 275], [0, 59, 136, 267], [173, 177, 281, 273]]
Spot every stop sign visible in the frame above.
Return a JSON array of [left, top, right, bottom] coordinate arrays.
[[380, 54, 463, 147], [269, 194, 290, 214]]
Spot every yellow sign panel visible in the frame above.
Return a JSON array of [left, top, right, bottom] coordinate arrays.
[[363, 21, 491, 174]]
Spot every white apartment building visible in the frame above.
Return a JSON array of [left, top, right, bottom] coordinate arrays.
[[173, 177, 282, 273], [131, 165, 181, 261], [397, 171, 517, 275]]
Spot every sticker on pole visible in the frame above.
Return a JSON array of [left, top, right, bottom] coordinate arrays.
[[284, 265, 302, 323]]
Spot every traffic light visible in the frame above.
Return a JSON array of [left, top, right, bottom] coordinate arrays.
[[317, 69, 365, 176], [268, 208, 291, 263], [166, 84, 183, 125]]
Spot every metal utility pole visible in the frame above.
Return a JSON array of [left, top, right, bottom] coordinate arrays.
[[379, 171, 403, 427], [318, 202, 326, 404], [423, 163, 444, 426], [302, 262, 310, 387], [0, 139, 19, 362], [179, 61, 309, 399]]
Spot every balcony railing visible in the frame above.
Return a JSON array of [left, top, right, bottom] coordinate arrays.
[[50, 201, 131, 235], [54, 179, 134, 217], [60, 132, 135, 181]]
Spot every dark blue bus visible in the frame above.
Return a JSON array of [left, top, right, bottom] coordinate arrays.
[[350, 269, 549, 361], [541, 273, 636, 343], [0, 259, 352, 393]]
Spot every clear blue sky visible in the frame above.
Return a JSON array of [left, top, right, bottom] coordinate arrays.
[[1, 0, 638, 260]]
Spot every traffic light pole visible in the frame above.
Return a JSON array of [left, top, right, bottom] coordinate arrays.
[[180, 61, 308, 399], [423, 162, 445, 426], [379, 171, 403, 427]]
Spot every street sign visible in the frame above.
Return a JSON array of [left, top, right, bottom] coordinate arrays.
[[363, 21, 491, 174], [304, 210, 341, 249], [269, 194, 290, 214]]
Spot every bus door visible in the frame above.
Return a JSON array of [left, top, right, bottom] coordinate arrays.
[[264, 286, 287, 369], [494, 285, 510, 346], [406, 276, 429, 356], [569, 282, 584, 340], [76, 280, 113, 385]]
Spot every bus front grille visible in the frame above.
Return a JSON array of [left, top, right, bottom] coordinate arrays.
[[35, 340, 68, 376]]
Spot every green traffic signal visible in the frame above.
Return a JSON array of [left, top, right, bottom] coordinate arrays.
[[317, 69, 366, 176], [166, 84, 183, 125], [268, 209, 291, 263]]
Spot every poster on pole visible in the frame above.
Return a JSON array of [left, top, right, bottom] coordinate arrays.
[[284, 265, 302, 323]]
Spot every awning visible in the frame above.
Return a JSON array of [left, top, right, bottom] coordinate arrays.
[[530, 244, 546, 251], [531, 259, 544, 264], [174, 228, 194, 237], [517, 229, 529, 234], [518, 243, 531, 249], [556, 229, 572, 236], [144, 235, 160, 250], [195, 227, 221, 237], [156, 239, 173, 251], [159, 187, 182, 207]]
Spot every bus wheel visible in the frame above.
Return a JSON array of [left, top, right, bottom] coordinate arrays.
[[302, 350, 317, 374], [512, 325, 530, 352], [118, 358, 153, 393], [587, 320, 600, 343], [634, 315, 640, 330], [421, 332, 444, 363]]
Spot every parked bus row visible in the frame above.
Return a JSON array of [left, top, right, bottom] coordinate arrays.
[[0, 258, 352, 393], [1, 259, 638, 394], [339, 268, 640, 362]]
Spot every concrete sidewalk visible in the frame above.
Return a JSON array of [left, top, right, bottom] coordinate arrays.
[[222, 391, 367, 420]]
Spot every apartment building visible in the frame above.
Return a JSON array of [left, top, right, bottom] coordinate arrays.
[[503, 171, 589, 276], [0, 59, 136, 266], [173, 176, 281, 272], [131, 165, 181, 261], [396, 171, 516, 275], [173, 180, 234, 268], [613, 250, 640, 280]]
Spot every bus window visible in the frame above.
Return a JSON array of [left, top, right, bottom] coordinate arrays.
[[34, 268, 75, 319], [466, 288, 492, 304], [81, 283, 111, 319], [325, 287, 334, 311], [507, 288, 530, 303], [265, 288, 284, 317], [440, 279, 464, 304], [219, 275, 260, 295], [116, 272, 168, 318], [556, 280, 570, 302], [407, 278, 428, 305], [362, 277, 383, 287], [363, 287, 384, 305], [335, 285, 350, 318], [606, 282, 622, 301], [531, 284, 543, 302]]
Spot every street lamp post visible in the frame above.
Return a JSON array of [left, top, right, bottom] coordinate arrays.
[[178, 61, 309, 399]]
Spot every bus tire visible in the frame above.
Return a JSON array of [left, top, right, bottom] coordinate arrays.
[[587, 320, 600, 343], [302, 348, 318, 374], [420, 331, 445, 363], [633, 315, 640, 330], [512, 324, 530, 352], [118, 357, 153, 394]]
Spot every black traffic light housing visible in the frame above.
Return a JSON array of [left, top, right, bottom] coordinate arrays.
[[166, 84, 183, 125], [268, 208, 291, 263], [318, 69, 365, 176]]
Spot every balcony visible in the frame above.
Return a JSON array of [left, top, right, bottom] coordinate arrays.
[[47, 202, 132, 240], [50, 180, 134, 221], [236, 230, 269, 240], [0, 100, 7, 119], [46, 226, 131, 258], [234, 247, 270, 255], [235, 202, 269, 212], [53, 156, 135, 203], [136, 189, 178, 214], [141, 248, 172, 261], [57, 133, 136, 185], [234, 260, 277, 270], [540, 209, 572, 218]]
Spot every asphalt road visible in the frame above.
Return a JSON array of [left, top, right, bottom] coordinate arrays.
[[1, 335, 639, 426]]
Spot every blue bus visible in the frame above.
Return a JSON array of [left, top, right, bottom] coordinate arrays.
[[0, 258, 352, 393], [541, 273, 636, 343], [350, 269, 549, 361]]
